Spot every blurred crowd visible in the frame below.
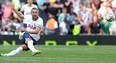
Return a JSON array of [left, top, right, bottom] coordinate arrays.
[[0, 0, 116, 36]]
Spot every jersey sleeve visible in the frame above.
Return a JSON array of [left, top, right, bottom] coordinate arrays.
[[24, 15, 29, 19], [20, 5, 25, 12], [36, 18, 43, 28]]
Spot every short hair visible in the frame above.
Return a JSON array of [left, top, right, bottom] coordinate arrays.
[[31, 7, 39, 12]]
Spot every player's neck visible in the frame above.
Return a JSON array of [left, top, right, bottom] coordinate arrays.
[[32, 17, 38, 21], [28, 4, 32, 7]]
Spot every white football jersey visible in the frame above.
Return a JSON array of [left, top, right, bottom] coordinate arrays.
[[24, 15, 43, 41], [21, 4, 38, 16]]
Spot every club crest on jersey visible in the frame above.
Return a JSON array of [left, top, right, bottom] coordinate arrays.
[[28, 24, 36, 29]]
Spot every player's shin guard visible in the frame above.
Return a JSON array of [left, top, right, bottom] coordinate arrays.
[[27, 40, 36, 52], [4, 47, 23, 57]]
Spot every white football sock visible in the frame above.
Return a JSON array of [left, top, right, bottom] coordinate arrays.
[[27, 40, 36, 52], [6, 47, 23, 57]]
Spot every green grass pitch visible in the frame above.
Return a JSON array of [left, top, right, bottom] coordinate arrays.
[[0, 45, 116, 63]]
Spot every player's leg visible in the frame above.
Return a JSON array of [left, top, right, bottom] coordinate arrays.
[[0, 44, 27, 57], [23, 33, 41, 56], [26, 38, 41, 56], [26, 38, 36, 52]]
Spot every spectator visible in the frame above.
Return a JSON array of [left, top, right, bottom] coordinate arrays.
[[72, 13, 79, 25], [2, 1, 13, 24], [0, 0, 115, 36], [1, 18, 15, 35], [100, 16, 112, 35], [88, 16, 102, 35], [45, 15, 58, 35], [47, 3, 57, 19], [68, 24, 80, 36], [59, 22, 68, 35], [58, 7, 70, 23], [72, 0, 80, 15], [111, 18, 116, 35], [54, 0, 64, 19], [98, 1, 114, 21], [42, 0, 50, 19], [20, 0, 38, 16], [92, 0, 101, 10], [80, 5, 90, 33], [12, 18, 21, 31], [80, 5, 90, 25], [64, 0, 72, 13]]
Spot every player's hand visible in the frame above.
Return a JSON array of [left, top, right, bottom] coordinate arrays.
[[21, 28, 28, 33]]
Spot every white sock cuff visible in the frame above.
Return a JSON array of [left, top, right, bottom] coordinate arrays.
[[15, 47, 23, 53], [28, 40, 34, 45]]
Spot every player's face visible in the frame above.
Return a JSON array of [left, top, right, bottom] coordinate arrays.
[[27, 0, 33, 5], [31, 9, 39, 19]]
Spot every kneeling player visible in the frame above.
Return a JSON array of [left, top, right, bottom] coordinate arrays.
[[1, 6, 43, 57]]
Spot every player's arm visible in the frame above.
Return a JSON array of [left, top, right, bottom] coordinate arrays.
[[23, 26, 42, 34], [27, 27, 41, 34], [13, 7, 24, 19]]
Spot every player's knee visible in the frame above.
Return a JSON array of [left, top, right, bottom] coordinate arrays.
[[25, 38, 32, 43], [21, 44, 29, 51]]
